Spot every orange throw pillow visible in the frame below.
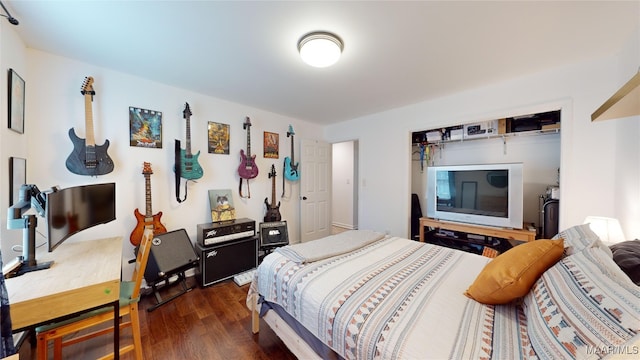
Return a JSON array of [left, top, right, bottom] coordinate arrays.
[[464, 238, 564, 304]]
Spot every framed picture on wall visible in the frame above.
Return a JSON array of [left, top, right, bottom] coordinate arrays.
[[207, 121, 230, 154], [9, 157, 26, 206], [129, 107, 162, 148], [263, 131, 279, 159], [208, 189, 236, 222], [8, 69, 25, 134]]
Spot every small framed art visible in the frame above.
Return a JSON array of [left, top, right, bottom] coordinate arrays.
[[8, 69, 25, 134], [129, 107, 162, 148], [264, 131, 279, 159], [9, 157, 26, 206], [208, 189, 236, 221], [208, 121, 230, 154]]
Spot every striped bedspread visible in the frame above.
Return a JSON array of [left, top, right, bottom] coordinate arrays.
[[250, 235, 531, 359]]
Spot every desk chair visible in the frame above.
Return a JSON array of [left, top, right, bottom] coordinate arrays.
[[36, 230, 153, 360]]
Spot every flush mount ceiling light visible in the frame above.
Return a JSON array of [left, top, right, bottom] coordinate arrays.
[[298, 31, 343, 68]]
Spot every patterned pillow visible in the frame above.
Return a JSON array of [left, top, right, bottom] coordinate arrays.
[[610, 240, 640, 286], [522, 246, 640, 359], [553, 223, 611, 257]]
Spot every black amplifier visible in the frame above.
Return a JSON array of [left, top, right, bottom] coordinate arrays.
[[197, 218, 255, 247], [195, 236, 257, 287], [259, 221, 289, 248]]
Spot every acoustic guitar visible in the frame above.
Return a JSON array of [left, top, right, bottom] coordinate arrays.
[[175, 102, 203, 180], [65, 76, 114, 176], [238, 117, 259, 179], [264, 164, 282, 222], [283, 125, 300, 181], [130, 162, 167, 246]]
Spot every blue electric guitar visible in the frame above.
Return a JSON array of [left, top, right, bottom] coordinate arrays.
[[283, 125, 299, 181], [65, 76, 114, 176], [175, 102, 203, 180]]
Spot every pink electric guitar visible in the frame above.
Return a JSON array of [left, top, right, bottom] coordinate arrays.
[[238, 117, 259, 179]]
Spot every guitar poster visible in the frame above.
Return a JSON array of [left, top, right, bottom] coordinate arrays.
[[207, 121, 230, 154], [129, 107, 162, 148], [264, 131, 279, 159]]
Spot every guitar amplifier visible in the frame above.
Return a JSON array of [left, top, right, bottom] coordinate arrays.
[[195, 236, 258, 287], [144, 229, 199, 285], [259, 221, 289, 248], [197, 218, 256, 247]]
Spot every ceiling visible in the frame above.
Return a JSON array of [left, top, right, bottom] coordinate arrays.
[[4, 1, 639, 125]]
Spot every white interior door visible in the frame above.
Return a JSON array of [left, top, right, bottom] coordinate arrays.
[[300, 139, 332, 242]]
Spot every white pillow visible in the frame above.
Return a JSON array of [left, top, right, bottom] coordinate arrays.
[[553, 223, 612, 257]]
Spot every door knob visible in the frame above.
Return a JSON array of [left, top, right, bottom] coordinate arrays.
[[301, 196, 307, 200]]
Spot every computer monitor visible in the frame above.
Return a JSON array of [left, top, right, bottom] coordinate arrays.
[[46, 182, 116, 252]]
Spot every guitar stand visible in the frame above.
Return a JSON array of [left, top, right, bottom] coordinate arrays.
[[146, 271, 194, 312]]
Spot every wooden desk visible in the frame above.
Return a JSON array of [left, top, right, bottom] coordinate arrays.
[[419, 218, 536, 243], [5, 236, 122, 356]]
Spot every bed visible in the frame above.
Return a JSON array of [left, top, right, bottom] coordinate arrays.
[[247, 225, 640, 359]]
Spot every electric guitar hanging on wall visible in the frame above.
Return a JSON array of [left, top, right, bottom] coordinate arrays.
[[130, 162, 167, 246], [264, 164, 282, 222], [175, 102, 203, 180], [65, 76, 114, 176], [238, 117, 259, 179], [283, 125, 300, 181]]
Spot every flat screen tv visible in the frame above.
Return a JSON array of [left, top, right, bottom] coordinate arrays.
[[46, 182, 116, 251], [426, 163, 523, 229]]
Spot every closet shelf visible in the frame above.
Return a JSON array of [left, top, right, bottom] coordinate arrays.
[[423, 128, 560, 146]]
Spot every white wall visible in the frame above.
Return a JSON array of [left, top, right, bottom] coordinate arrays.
[[332, 141, 357, 229], [0, 22, 29, 265], [1, 45, 324, 268], [612, 30, 640, 241], [325, 46, 639, 239], [2, 16, 639, 270]]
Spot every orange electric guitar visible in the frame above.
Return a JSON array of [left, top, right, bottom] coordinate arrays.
[[130, 162, 167, 246]]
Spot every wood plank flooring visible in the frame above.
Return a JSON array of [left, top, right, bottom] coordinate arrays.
[[18, 277, 296, 359]]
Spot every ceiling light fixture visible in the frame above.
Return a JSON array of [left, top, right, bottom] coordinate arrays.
[[298, 31, 343, 68]]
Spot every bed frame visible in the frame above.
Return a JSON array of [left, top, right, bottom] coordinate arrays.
[[252, 306, 321, 359]]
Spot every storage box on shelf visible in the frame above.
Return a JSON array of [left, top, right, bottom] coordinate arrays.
[[411, 110, 560, 146]]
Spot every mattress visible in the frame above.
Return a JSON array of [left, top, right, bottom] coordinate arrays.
[[249, 233, 529, 359]]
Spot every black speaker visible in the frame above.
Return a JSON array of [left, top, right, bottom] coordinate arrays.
[[259, 221, 289, 248], [542, 199, 560, 239], [195, 236, 257, 287], [411, 193, 423, 240], [145, 229, 199, 284]]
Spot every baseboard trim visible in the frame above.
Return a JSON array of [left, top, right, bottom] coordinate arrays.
[[331, 222, 357, 230]]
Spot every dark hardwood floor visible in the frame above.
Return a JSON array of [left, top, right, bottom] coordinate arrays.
[[18, 277, 296, 359]]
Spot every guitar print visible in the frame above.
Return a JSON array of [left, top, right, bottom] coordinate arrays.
[[283, 125, 300, 181], [174, 102, 203, 180], [65, 76, 114, 176], [264, 164, 282, 222], [238, 117, 259, 179], [130, 162, 167, 246]]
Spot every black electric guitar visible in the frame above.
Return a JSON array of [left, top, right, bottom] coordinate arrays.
[[283, 125, 300, 181], [65, 76, 114, 176], [264, 164, 282, 222], [175, 103, 203, 180]]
